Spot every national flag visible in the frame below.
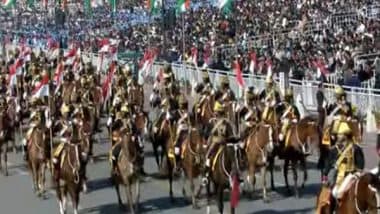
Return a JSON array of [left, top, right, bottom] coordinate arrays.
[[146, 0, 161, 14], [233, 60, 244, 88], [177, 0, 189, 13], [53, 61, 64, 94], [32, 72, 50, 98], [2, 0, 15, 9], [109, 0, 116, 13], [84, 0, 92, 16], [47, 38, 60, 60], [249, 51, 257, 73], [64, 47, 79, 65], [102, 62, 117, 103], [218, 0, 232, 14], [8, 58, 23, 86]]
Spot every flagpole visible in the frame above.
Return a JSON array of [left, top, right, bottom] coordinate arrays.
[[47, 69, 54, 175], [181, 12, 187, 93]]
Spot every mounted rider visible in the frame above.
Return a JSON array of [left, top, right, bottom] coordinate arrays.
[[259, 75, 281, 123], [322, 121, 364, 210], [326, 86, 353, 145], [194, 70, 214, 110], [238, 87, 261, 139], [203, 101, 239, 184], [127, 75, 144, 108], [278, 88, 301, 146], [174, 95, 191, 163], [217, 76, 236, 103]]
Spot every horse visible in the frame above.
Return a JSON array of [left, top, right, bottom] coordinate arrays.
[[193, 95, 214, 136], [244, 122, 276, 202], [206, 141, 244, 214], [27, 110, 50, 197], [316, 172, 380, 214], [111, 130, 143, 213], [53, 121, 89, 214], [180, 127, 207, 208], [279, 116, 320, 197], [0, 106, 13, 176]]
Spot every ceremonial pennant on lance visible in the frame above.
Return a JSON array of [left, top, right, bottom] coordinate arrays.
[[32, 72, 50, 98]]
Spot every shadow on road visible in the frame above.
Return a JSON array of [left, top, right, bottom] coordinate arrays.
[[251, 207, 313, 214]]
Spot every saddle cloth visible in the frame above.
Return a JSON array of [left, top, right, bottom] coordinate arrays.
[[332, 173, 360, 199]]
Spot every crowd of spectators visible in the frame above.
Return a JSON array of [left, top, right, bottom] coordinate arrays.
[[1, 0, 379, 87]]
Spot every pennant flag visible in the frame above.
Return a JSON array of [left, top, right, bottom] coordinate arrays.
[[2, 0, 15, 9], [313, 59, 329, 78], [190, 46, 197, 66], [64, 47, 79, 65], [53, 61, 64, 94], [265, 59, 273, 76], [138, 49, 157, 84], [177, 0, 189, 13], [233, 60, 244, 88], [230, 174, 240, 208], [218, 0, 232, 14], [32, 72, 50, 98], [47, 37, 60, 60], [8, 58, 23, 86], [102, 62, 117, 103], [249, 51, 257, 73]]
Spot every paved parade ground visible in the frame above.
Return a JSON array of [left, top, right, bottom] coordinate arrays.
[[0, 124, 378, 214]]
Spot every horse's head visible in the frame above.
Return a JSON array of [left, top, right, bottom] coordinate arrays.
[[121, 131, 142, 173], [224, 141, 245, 174], [298, 116, 320, 145]]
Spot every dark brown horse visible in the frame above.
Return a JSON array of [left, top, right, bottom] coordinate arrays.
[[0, 105, 14, 176], [53, 122, 89, 214], [206, 141, 244, 214], [180, 127, 207, 208], [280, 116, 320, 197], [111, 131, 143, 214], [316, 172, 380, 214], [27, 110, 50, 197], [245, 123, 276, 202]]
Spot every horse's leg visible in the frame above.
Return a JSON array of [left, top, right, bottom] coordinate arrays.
[[181, 169, 188, 198], [3, 141, 8, 176], [247, 164, 256, 199], [151, 141, 160, 170], [284, 159, 290, 195], [69, 184, 80, 214], [168, 158, 174, 203], [291, 160, 299, 198], [125, 182, 135, 214], [134, 179, 140, 213], [268, 155, 276, 191], [113, 179, 124, 209], [31, 161, 38, 194], [190, 173, 199, 209], [206, 181, 212, 214], [216, 184, 224, 214], [300, 156, 307, 189], [40, 162, 46, 196], [261, 165, 269, 203]]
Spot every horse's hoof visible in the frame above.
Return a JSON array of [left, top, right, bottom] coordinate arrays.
[[118, 204, 126, 210], [263, 198, 270, 203], [192, 203, 200, 209], [4, 171, 8, 176]]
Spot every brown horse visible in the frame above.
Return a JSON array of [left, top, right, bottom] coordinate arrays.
[[180, 127, 207, 208], [245, 123, 276, 202], [111, 131, 142, 213], [206, 141, 244, 214], [280, 116, 320, 197], [27, 110, 50, 197], [316, 172, 380, 214]]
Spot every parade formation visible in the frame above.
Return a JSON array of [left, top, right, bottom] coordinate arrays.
[[0, 0, 380, 214]]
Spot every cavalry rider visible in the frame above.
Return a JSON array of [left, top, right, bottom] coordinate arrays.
[[278, 88, 301, 146], [238, 87, 261, 139], [110, 104, 130, 168], [174, 95, 191, 164], [217, 76, 236, 102], [203, 101, 239, 184], [127, 75, 144, 108], [23, 98, 45, 160], [194, 70, 214, 110], [322, 121, 364, 210], [52, 103, 75, 166], [260, 76, 281, 123], [327, 86, 353, 145]]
